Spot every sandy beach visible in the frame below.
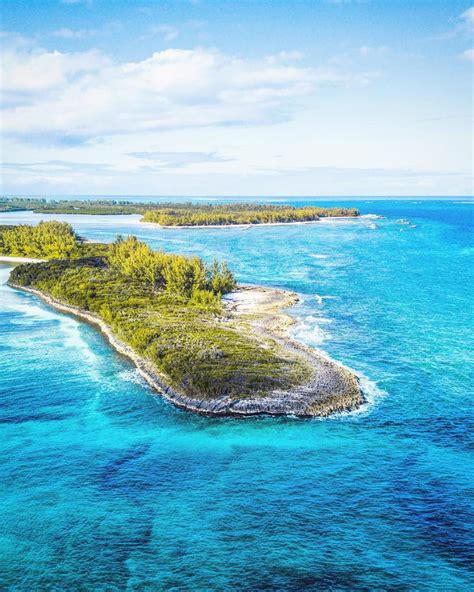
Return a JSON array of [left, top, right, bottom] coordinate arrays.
[[142, 217, 359, 230]]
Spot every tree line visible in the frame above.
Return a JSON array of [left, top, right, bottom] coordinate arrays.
[[109, 235, 236, 300], [0, 222, 236, 301], [0, 221, 78, 258], [0, 198, 359, 222], [142, 204, 359, 226]]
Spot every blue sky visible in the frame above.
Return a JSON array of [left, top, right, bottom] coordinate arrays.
[[1, 0, 473, 196]]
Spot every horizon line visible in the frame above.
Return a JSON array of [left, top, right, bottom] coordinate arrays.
[[1, 195, 473, 200]]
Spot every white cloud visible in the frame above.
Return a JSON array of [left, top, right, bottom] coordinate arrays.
[[1, 39, 373, 145], [359, 45, 389, 57], [1, 160, 113, 174], [429, 6, 474, 41], [3, 160, 470, 196], [255, 164, 469, 180], [52, 27, 97, 39], [461, 6, 474, 27], [2, 45, 108, 94], [265, 51, 304, 64], [128, 151, 231, 168], [0, 31, 33, 48], [460, 48, 474, 61]]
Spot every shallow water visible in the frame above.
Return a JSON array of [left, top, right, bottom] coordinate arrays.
[[1, 200, 473, 590]]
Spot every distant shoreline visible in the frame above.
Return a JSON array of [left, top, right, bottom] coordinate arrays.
[[0, 200, 360, 226], [143, 216, 357, 229], [0, 212, 368, 230]]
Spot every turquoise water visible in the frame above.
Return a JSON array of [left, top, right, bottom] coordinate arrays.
[[1, 200, 473, 590]]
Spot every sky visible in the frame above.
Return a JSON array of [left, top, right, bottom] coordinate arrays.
[[1, 0, 473, 196]]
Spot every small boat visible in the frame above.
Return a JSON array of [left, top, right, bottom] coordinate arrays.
[[397, 218, 410, 225], [369, 223, 377, 229]]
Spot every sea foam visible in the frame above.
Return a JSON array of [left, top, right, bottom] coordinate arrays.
[[118, 369, 149, 387]]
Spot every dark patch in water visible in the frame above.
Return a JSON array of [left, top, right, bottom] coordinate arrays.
[[229, 564, 411, 591], [97, 443, 152, 492], [392, 456, 474, 570], [106, 443, 150, 468], [0, 412, 73, 423], [372, 416, 474, 453], [95, 448, 230, 496]]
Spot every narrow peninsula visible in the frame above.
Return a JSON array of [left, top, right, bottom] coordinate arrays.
[[1, 221, 363, 417]]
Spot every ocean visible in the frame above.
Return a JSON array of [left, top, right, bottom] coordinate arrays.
[[0, 199, 473, 590]]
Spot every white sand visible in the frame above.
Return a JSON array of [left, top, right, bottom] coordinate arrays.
[[144, 217, 357, 230]]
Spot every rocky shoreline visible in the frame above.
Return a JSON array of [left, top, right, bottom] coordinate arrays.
[[8, 281, 364, 418]]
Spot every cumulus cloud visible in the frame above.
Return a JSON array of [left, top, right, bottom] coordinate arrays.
[[1, 37, 375, 145], [2, 44, 108, 95]]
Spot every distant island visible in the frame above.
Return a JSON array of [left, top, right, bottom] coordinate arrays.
[[140, 204, 359, 226], [0, 198, 359, 226], [1, 221, 362, 417]]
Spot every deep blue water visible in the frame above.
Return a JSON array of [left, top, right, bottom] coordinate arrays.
[[1, 200, 473, 590]]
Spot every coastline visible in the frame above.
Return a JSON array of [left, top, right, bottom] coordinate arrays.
[[0, 213, 359, 229], [8, 281, 363, 417], [142, 217, 358, 229]]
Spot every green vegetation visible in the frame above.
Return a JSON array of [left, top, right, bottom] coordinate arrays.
[[0, 197, 359, 224], [142, 204, 359, 226], [108, 235, 235, 300], [0, 221, 79, 258], [0, 197, 149, 215], [8, 231, 310, 401], [0, 223, 235, 300], [0, 221, 109, 259]]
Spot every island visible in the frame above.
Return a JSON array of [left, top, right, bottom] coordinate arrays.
[[1, 221, 363, 417], [0, 197, 359, 226], [140, 203, 359, 226]]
